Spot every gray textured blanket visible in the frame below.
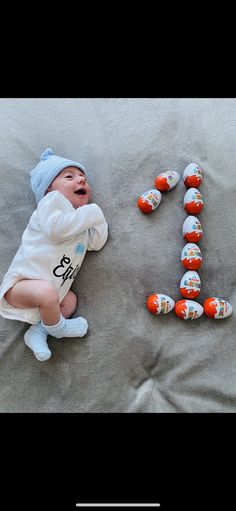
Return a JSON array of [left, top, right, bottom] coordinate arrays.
[[0, 98, 235, 412]]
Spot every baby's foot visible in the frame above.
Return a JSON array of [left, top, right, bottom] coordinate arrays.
[[24, 323, 51, 361], [42, 315, 88, 339]]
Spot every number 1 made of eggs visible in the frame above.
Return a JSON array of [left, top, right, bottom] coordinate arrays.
[[137, 189, 162, 213]]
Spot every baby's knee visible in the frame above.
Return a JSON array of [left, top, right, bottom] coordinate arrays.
[[4, 279, 59, 309], [40, 282, 59, 306]]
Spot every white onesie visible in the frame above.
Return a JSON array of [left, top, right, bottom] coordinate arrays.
[[0, 191, 108, 324]]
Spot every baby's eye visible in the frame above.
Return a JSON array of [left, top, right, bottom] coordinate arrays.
[[65, 174, 73, 179]]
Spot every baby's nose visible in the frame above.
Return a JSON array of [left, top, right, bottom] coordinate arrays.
[[77, 175, 85, 183]]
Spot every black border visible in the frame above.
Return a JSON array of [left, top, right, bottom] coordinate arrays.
[[1, 413, 235, 510]]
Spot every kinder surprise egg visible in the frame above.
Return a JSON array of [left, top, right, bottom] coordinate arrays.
[[181, 243, 202, 270], [183, 188, 203, 215], [137, 189, 162, 213], [180, 271, 201, 299], [182, 216, 203, 243], [203, 297, 232, 319], [183, 163, 203, 188], [175, 299, 203, 320], [154, 171, 180, 192], [146, 294, 175, 314]]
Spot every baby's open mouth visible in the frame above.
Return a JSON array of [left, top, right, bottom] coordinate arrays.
[[75, 189, 86, 195]]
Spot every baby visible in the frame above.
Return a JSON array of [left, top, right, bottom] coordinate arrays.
[[0, 148, 108, 361]]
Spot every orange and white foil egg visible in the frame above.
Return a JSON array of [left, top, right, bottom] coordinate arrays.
[[154, 171, 180, 192], [137, 189, 162, 213], [181, 243, 202, 270], [175, 299, 203, 320], [203, 297, 232, 319], [183, 163, 203, 188], [146, 294, 175, 315], [180, 271, 201, 299], [182, 215, 203, 243], [183, 188, 203, 215]]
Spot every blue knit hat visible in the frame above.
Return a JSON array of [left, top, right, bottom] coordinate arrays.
[[30, 148, 86, 203]]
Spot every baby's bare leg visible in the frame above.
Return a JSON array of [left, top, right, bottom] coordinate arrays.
[[5, 279, 61, 325]]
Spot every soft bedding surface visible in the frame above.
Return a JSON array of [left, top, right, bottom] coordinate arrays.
[[0, 97, 235, 413]]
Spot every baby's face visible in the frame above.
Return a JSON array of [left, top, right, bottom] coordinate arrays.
[[47, 166, 91, 208]]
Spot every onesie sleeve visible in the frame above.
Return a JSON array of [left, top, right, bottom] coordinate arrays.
[[87, 220, 109, 251], [37, 191, 106, 242]]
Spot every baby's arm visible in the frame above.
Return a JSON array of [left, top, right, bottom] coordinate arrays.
[[37, 192, 105, 242], [87, 219, 108, 251]]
